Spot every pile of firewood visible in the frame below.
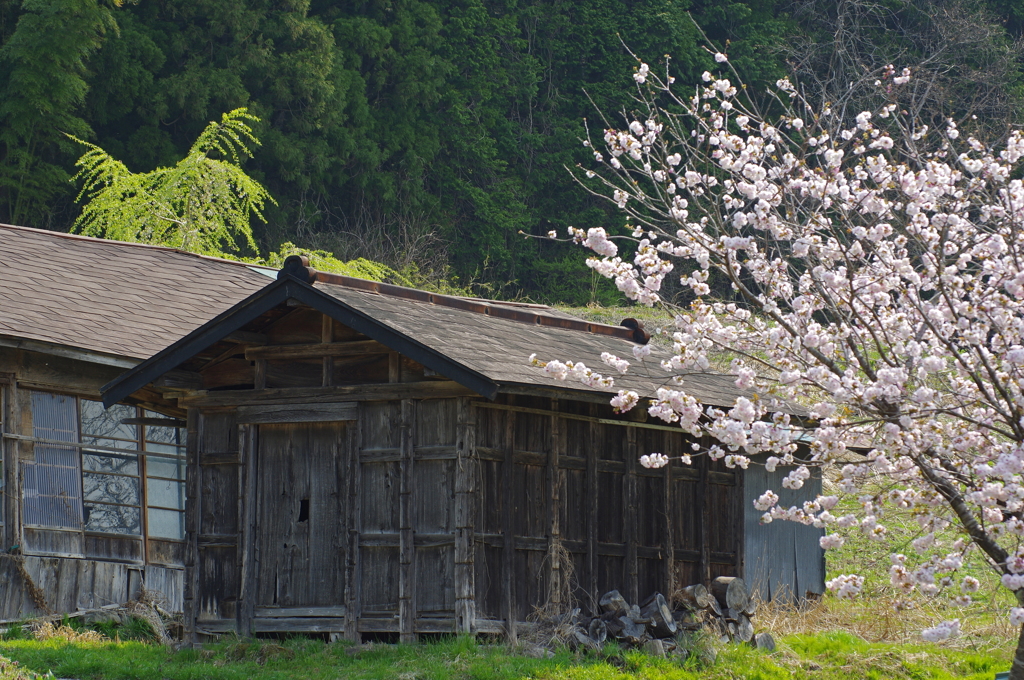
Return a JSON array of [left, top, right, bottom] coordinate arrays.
[[567, 576, 774, 655]]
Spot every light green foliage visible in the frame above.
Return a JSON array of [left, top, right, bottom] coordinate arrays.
[[0, 631, 1012, 680], [257, 242, 401, 282], [71, 108, 271, 256]]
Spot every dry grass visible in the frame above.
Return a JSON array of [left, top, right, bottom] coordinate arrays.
[[755, 593, 1015, 653], [31, 622, 106, 644]]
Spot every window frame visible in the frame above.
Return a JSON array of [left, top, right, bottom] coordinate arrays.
[[23, 390, 187, 555]]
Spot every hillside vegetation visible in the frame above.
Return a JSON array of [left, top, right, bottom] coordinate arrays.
[[3, 0, 1023, 302]]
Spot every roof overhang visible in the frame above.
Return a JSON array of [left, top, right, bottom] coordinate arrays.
[[101, 275, 500, 408], [0, 335, 141, 369]]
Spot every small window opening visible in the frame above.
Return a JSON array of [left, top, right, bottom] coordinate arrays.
[[298, 498, 310, 522]]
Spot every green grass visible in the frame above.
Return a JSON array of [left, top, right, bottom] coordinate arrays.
[[0, 630, 1013, 680]]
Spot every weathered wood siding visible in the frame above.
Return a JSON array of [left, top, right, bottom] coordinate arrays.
[[0, 349, 185, 622], [471, 396, 742, 634], [742, 457, 825, 601]]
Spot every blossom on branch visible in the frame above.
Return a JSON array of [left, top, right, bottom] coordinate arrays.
[[544, 49, 1024, 645]]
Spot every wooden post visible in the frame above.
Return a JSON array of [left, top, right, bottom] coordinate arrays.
[[183, 408, 202, 645], [321, 315, 334, 387], [389, 353, 401, 384], [454, 398, 476, 634], [586, 407, 599, 612], [398, 399, 416, 642], [547, 401, 563, 609], [254, 359, 267, 390], [1, 377, 20, 554], [344, 404, 362, 642], [664, 444, 675, 598], [626, 426, 638, 604], [502, 406, 517, 642], [236, 423, 257, 637], [699, 435, 711, 585]]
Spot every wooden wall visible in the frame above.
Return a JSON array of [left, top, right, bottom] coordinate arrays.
[[185, 389, 743, 641]]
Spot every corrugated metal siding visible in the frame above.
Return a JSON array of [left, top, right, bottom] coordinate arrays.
[[742, 459, 825, 602], [24, 392, 83, 529]]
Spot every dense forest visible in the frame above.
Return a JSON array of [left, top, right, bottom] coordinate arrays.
[[1, 0, 1023, 302]]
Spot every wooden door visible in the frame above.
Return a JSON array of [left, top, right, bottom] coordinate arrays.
[[255, 422, 350, 607]]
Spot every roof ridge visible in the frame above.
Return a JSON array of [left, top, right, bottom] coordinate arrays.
[[0, 222, 277, 272], [276, 255, 652, 345]]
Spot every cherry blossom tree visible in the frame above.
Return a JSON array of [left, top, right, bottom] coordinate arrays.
[[531, 51, 1024, 675]]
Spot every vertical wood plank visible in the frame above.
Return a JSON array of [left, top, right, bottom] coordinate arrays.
[[1, 379, 21, 554], [699, 436, 711, 585], [389, 353, 401, 384], [502, 406, 517, 641], [664, 449, 675, 597], [736, 467, 746, 580], [183, 408, 202, 644], [254, 359, 267, 390], [547, 401, 562, 608], [344, 404, 362, 642], [626, 426, 638, 603], [399, 399, 416, 642], [236, 423, 257, 637], [454, 398, 477, 633], [587, 406, 598, 611], [321, 314, 334, 387]]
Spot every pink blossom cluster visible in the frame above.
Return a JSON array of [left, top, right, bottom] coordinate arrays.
[[826, 574, 865, 599], [921, 620, 960, 642]]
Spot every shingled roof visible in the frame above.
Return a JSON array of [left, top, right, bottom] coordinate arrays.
[[0, 224, 274, 362], [102, 257, 800, 415]]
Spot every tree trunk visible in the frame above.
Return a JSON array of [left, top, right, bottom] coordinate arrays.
[[1010, 591, 1024, 680]]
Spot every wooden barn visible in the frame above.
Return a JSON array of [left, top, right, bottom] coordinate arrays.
[[102, 256, 826, 642], [0, 224, 274, 620]]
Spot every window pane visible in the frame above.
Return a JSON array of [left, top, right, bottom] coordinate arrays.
[[147, 477, 184, 510], [80, 400, 137, 442], [84, 472, 140, 506], [83, 452, 139, 476], [27, 392, 82, 528], [84, 503, 141, 535], [143, 411, 186, 446], [144, 442, 183, 456], [31, 392, 77, 442], [147, 456, 185, 481], [23, 460, 83, 529], [147, 508, 184, 540]]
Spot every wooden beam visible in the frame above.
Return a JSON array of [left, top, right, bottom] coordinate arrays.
[[626, 426, 638, 604], [183, 407, 202, 645], [476, 401, 688, 434], [344, 404, 362, 642], [225, 331, 268, 346], [245, 340, 388, 361], [321, 314, 334, 387], [236, 424, 257, 637], [454, 397, 476, 634], [699, 435, 711, 585], [253, 359, 267, 390], [182, 381, 478, 407], [664, 444, 675, 598], [2, 378, 21, 556], [547, 401, 563, 609], [587, 407, 599, 612], [398, 399, 416, 643], [503, 406, 517, 642], [236, 402, 357, 425], [388, 353, 401, 383]]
